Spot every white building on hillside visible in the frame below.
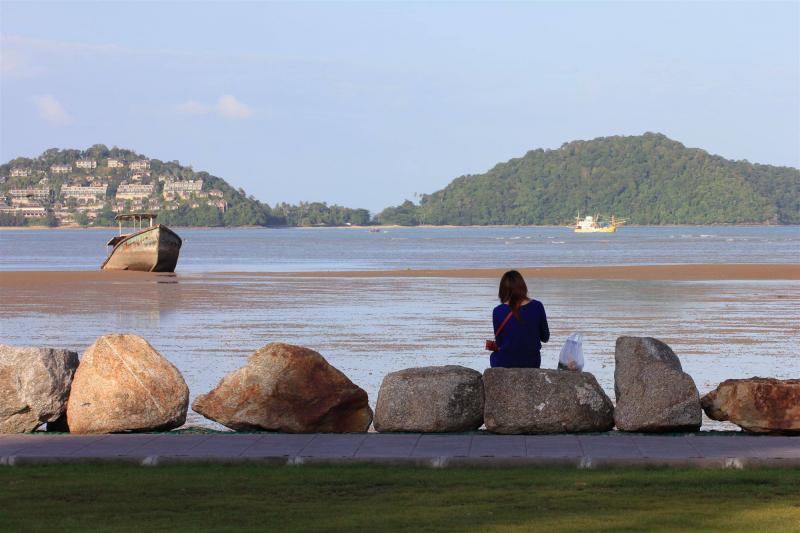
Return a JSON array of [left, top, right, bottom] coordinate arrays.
[[116, 183, 154, 200], [0, 206, 50, 218], [209, 198, 228, 212], [50, 164, 71, 174], [107, 158, 125, 168], [10, 188, 50, 201], [163, 179, 203, 199], [10, 168, 29, 177], [61, 184, 108, 204], [76, 159, 97, 169], [129, 160, 150, 171]]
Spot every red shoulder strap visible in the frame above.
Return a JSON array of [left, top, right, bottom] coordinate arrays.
[[495, 311, 514, 338]]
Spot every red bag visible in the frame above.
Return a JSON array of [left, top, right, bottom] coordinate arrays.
[[485, 311, 513, 351]]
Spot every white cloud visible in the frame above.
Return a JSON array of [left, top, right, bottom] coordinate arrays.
[[33, 95, 71, 125], [1, 48, 26, 77], [2, 34, 174, 61], [217, 95, 254, 119], [176, 100, 211, 115], [174, 95, 255, 119]]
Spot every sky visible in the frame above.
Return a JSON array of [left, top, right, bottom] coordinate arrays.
[[1, 1, 798, 213]]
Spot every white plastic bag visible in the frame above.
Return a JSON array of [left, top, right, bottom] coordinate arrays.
[[558, 333, 584, 371]]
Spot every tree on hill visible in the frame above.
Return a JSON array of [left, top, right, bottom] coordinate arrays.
[[377, 133, 799, 225], [373, 200, 421, 226], [1, 147, 371, 227], [85, 144, 110, 160]]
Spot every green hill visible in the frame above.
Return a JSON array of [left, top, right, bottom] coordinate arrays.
[[0, 145, 370, 227], [377, 133, 800, 225]]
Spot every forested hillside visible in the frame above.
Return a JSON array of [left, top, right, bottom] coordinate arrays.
[[4, 135, 797, 228], [376, 133, 799, 225], [0, 145, 370, 227]]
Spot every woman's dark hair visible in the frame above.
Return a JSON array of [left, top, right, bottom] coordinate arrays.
[[498, 270, 529, 318]]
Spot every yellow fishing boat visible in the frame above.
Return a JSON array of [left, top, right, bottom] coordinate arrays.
[[573, 214, 625, 233]]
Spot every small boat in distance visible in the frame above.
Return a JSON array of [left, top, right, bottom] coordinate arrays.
[[574, 214, 625, 233], [101, 213, 182, 272]]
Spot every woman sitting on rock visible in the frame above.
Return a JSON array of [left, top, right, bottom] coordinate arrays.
[[489, 270, 550, 368]]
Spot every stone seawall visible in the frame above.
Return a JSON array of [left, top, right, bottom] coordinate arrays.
[[2, 336, 797, 436]]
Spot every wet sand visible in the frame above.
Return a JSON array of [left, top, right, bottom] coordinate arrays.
[[1, 265, 798, 430], [238, 263, 800, 280], [1, 263, 798, 289]]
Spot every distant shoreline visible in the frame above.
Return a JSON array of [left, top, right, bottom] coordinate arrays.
[[0, 223, 795, 231]]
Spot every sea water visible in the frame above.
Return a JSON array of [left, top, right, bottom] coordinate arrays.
[[0, 226, 798, 430], [0, 225, 798, 271]]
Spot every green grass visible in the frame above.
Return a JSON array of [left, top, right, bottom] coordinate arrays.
[[1, 465, 799, 531]]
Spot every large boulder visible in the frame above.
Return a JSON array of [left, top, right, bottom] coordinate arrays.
[[192, 343, 373, 433], [0, 345, 79, 433], [483, 368, 614, 434], [66, 334, 189, 434], [614, 336, 701, 432], [374, 365, 483, 432], [701, 378, 800, 434]]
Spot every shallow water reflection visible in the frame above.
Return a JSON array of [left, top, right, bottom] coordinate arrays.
[[1, 273, 797, 430], [2, 225, 799, 271]]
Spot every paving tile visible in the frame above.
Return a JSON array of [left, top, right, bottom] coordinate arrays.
[[412, 435, 471, 457], [0, 435, 61, 455], [747, 436, 800, 458], [631, 436, 703, 458], [525, 435, 583, 458], [179, 434, 263, 457], [241, 434, 316, 457], [0, 443, 25, 455], [685, 436, 761, 457], [299, 434, 368, 458], [11, 435, 108, 457], [579, 435, 643, 458], [0, 433, 798, 462], [470, 435, 526, 457], [68, 434, 163, 457], [132, 435, 214, 456], [355, 434, 420, 458]]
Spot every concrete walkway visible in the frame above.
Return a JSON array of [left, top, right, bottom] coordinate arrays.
[[1, 433, 798, 468]]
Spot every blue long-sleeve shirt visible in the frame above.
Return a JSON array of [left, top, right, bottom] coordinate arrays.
[[490, 300, 550, 368]]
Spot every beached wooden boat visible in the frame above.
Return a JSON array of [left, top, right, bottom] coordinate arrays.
[[101, 214, 182, 272]]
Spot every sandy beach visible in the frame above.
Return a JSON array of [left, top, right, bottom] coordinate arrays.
[[1, 261, 798, 430], [2, 230, 798, 430], [1, 263, 799, 288], [235, 263, 800, 280]]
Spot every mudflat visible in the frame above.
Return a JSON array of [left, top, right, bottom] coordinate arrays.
[[1, 264, 797, 430], [1, 263, 799, 287], [246, 263, 800, 280]]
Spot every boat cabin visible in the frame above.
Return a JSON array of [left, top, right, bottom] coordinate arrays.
[[107, 213, 158, 247]]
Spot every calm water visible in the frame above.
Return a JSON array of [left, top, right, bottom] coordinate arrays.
[[1, 225, 798, 271], [0, 273, 797, 430], [0, 226, 798, 431]]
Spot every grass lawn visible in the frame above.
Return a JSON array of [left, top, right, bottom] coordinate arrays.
[[0, 465, 799, 531]]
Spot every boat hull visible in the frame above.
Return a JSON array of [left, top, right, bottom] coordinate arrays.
[[574, 226, 617, 233], [101, 225, 182, 272]]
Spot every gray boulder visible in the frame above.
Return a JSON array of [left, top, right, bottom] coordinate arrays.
[[0, 345, 79, 433], [374, 365, 484, 432], [614, 336, 701, 432], [483, 368, 614, 434]]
